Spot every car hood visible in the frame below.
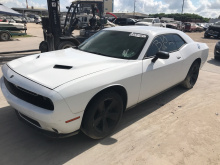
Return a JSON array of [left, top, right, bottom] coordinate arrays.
[[7, 48, 128, 89]]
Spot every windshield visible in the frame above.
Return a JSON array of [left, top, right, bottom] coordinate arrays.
[[78, 30, 148, 59]]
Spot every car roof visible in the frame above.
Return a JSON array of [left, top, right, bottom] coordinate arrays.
[[104, 26, 194, 43]]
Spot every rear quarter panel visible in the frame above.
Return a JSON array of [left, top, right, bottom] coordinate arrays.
[[179, 42, 209, 78]]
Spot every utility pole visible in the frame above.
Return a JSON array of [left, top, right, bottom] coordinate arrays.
[[181, 0, 184, 14], [26, 0, 28, 9], [133, 0, 136, 18], [181, 0, 185, 23]]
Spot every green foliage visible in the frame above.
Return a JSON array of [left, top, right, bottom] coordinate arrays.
[[149, 13, 209, 22]]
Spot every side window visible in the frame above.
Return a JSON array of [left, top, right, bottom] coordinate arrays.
[[146, 34, 177, 57], [173, 34, 186, 50]]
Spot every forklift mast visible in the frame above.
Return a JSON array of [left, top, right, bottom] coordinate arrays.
[[41, 0, 62, 51], [47, 0, 62, 37]]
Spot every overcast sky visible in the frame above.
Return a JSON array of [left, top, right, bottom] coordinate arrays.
[[1, 0, 220, 18]]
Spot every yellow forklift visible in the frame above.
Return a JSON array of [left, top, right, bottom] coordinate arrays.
[[39, 0, 105, 52]]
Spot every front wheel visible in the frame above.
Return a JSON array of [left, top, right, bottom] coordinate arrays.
[[81, 90, 123, 139], [181, 61, 200, 89]]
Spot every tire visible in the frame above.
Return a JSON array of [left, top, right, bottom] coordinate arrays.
[[57, 41, 75, 50], [39, 41, 48, 53], [204, 34, 210, 38], [181, 61, 200, 89], [214, 55, 220, 60], [81, 90, 123, 139], [0, 32, 10, 41]]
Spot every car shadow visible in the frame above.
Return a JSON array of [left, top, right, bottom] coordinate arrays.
[[0, 86, 187, 165], [207, 58, 220, 66], [201, 37, 219, 41]]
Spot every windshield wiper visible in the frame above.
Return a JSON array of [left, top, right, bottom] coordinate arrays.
[[83, 50, 106, 56]]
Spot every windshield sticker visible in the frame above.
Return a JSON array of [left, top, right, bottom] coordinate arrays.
[[129, 32, 146, 38]]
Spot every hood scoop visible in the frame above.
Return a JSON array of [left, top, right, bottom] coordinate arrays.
[[53, 65, 73, 69]]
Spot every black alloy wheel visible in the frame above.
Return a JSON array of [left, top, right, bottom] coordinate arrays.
[[181, 61, 200, 89], [81, 90, 123, 139]]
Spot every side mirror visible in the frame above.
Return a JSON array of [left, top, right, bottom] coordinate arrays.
[[152, 51, 169, 63]]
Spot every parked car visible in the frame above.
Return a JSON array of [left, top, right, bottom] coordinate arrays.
[[214, 40, 220, 60], [5, 16, 16, 23], [0, 26, 209, 139], [166, 21, 184, 31], [197, 23, 209, 31], [28, 17, 35, 23], [34, 17, 42, 24], [195, 24, 204, 32], [135, 18, 162, 27], [114, 18, 137, 26], [12, 16, 23, 23], [184, 22, 197, 32], [204, 22, 220, 39]]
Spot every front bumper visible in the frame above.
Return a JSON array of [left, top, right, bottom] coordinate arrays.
[[15, 110, 79, 138], [0, 65, 84, 135]]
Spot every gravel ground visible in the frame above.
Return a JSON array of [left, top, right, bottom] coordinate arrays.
[[0, 24, 220, 165]]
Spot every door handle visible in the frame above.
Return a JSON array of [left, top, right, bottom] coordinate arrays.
[[177, 56, 181, 59]]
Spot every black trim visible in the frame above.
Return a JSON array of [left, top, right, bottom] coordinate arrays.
[[53, 65, 72, 69], [4, 77, 54, 111], [19, 112, 41, 128], [15, 110, 79, 138]]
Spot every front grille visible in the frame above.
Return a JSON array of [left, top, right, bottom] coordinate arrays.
[[4, 77, 54, 111]]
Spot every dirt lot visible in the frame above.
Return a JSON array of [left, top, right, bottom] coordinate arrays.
[[0, 24, 220, 165]]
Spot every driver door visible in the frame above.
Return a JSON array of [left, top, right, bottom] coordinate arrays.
[[139, 34, 186, 102]]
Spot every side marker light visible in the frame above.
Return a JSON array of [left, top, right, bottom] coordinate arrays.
[[65, 116, 80, 123]]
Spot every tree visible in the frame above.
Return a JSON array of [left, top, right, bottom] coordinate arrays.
[[149, 13, 209, 22]]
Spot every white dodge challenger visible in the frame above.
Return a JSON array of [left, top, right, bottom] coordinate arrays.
[[0, 26, 208, 139]]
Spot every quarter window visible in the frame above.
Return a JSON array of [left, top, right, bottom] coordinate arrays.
[[173, 34, 186, 49]]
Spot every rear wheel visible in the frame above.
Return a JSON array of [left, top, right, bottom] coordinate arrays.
[[0, 32, 10, 41], [57, 41, 75, 49], [214, 55, 220, 60], [181, 61, 200, 89], [81, 90, 123, 139]]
